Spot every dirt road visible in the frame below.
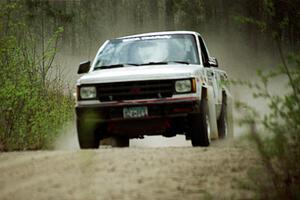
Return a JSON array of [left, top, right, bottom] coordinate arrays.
[[0, 139, 258, 200]]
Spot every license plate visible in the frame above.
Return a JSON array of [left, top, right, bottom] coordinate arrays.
[[123, 107, 148, 119]]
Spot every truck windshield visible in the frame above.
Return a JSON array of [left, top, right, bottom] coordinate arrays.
[[94, 34, 199, 69]]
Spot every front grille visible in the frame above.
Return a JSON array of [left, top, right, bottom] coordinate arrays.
[[97, 80, 174, 102]]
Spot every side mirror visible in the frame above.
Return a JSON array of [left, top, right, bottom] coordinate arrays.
[[208, 57, 218, 67], [77, 61, 91, 74]]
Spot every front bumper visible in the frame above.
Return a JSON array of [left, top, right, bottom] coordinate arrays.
[[76, 97, 199, 122]]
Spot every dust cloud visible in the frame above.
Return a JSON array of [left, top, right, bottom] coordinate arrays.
[[54, 122, 192, 149], [54, 122, 191, 150], [54, 122, 79, 150], [130, 136, 191, 147]]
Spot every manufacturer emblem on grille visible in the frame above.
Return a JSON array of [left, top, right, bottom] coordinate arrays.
[[130, 87, 141, 94]]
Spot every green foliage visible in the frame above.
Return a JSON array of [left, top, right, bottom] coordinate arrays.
[[0, 2, 73, 151], [233, 16, 267, 32], [233, 55, 300, 199], [241, 55, 300, 199], [233, 0, 300, 198]]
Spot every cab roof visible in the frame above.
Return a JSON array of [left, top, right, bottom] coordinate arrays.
[[118, 31, 201, 39]]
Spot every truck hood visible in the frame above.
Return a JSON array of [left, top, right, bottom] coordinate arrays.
[[77, 64, 201, 85]]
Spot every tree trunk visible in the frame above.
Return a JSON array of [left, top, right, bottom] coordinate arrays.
[[165, 0, 175, 30]]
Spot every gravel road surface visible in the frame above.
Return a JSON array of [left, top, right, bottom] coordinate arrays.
[[0, 138, 258, 200]]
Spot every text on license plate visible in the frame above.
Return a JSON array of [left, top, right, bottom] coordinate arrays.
[[123, 107, 148, 119]]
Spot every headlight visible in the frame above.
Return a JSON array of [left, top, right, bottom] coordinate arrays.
[[80, 86, 96, 99], [175, 80, 192, 93]]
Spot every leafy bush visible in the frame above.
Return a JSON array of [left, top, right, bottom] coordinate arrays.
[[232, 0, 300, 198], [0, 2, 73, 151], [234, 54, 300, 199]]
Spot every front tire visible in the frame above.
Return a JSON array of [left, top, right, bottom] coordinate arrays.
[[189, 98, 210, 147], [76, 118, 100, 149], [217, 94, 227, 139]]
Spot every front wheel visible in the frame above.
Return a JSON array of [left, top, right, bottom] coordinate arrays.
[[217, 95, 227, 139], [76, 118, 100, 149], [188, 98, 210, 147]]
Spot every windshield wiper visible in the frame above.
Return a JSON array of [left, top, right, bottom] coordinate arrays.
[[138, 62, 169, 66], [168, 61, 190, 65], [138, 61, 190, 66], [94, 63, 139, 70]]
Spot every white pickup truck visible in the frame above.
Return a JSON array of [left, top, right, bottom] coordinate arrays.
[[76, 31, 233, 148]]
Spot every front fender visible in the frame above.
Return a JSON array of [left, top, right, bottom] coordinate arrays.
[[205, 85, 218, 139], [225, 91, 234, 138]]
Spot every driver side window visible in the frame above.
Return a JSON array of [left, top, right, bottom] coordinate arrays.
[[198, 36, 209, 67]]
